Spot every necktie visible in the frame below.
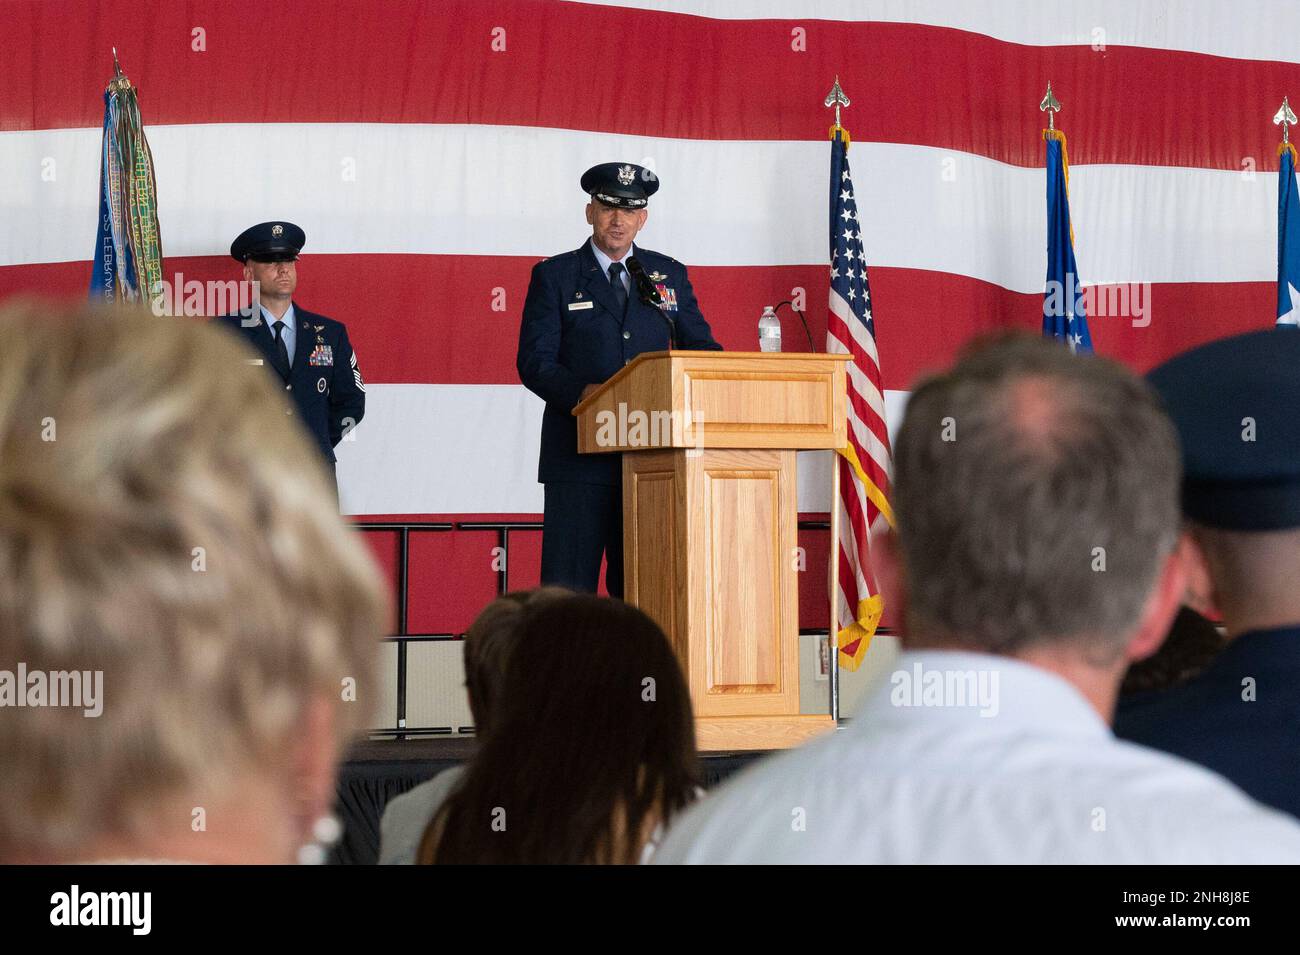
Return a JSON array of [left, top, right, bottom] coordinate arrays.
[[272, 320, 291, 380], [608, 262, 629, 315]]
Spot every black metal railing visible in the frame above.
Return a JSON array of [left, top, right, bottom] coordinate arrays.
[[356, 520, 541, 738], [357, 517, 892, 734]]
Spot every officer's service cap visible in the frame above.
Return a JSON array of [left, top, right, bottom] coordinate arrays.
[[1148, 328, 1300, 531], [230, 221, 306, 262], [580, 163, 659, 209]]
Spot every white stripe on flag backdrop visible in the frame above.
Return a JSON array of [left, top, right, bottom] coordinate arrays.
[[3, 0, 1298, 519]]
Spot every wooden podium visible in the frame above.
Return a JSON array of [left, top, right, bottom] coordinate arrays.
[[574, 351, 851, 752]]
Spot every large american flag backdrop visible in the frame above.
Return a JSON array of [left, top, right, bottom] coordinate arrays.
[[4, 0, 1298, 638]]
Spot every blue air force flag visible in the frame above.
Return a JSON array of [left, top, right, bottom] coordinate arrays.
[[1043, 131, 1093, 353], [1276, 145, 1300, 325]]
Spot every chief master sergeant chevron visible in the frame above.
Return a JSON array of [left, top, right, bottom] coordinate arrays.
[[517, 163, 722, 596], [216, 221, 365, 500]]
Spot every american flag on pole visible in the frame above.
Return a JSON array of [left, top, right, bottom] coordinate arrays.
[[826, 123, 893, 671]]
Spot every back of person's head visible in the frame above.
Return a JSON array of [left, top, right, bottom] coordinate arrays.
[[422, 593, 698, 864], [1144, 328, 1300, 632], [462, 586, 568, 736], [890, 333, 1182, 664], [0, 299, 388, 863]]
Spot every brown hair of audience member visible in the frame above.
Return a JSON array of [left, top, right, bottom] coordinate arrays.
[[418, 593, 699, 864], [0, 299, 388, 863], [1120, 606, 1227, 696], [463, 587, 568, 737], [885, 332, 1185, 669]]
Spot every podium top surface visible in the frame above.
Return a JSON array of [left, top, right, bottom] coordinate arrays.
[[571, 350, 851, 416], [573, 350, 851, 453]]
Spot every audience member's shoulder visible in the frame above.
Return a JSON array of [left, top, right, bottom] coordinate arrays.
[[655, 724, 1300, 864], [1114, 677, 1213, 747], [1104, 738, 1300, 862], [653, 730, 863, 864], [1114, 640, 1266, 750], [377, 765, 467, 865]]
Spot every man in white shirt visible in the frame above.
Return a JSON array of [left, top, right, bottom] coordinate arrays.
[[654, 335, 1300, 864]]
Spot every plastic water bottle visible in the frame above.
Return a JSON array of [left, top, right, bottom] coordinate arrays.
[[758, 305, 782, 352]]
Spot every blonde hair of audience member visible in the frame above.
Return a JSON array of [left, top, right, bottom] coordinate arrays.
[[0, 299, 389, 864], [877, 333, 1191, 723]]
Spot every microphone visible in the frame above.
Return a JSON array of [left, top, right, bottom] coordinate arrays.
[[627, 256, 676, 349]]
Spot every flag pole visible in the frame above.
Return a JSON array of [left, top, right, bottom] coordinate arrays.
[[1275, 96, 1297, 161], [824, 74, 850, 142], [828, 454, 841, 722], [824, 76, 850, 721], [1040, 81, 1060, 132]]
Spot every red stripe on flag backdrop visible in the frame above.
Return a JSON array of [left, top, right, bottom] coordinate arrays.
[[3, 0, 1300, 171], [0, 258, 1273, 387]]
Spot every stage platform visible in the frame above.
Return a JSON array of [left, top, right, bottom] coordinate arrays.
[[329, 736, 772, 864]]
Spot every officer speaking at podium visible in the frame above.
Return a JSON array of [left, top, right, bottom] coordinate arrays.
[[517, 163, 722, 597], [216, 221, 366, 500]]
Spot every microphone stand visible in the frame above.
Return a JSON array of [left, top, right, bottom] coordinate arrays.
[[658, 308, 677, 349], [627, 256, 677, 348]]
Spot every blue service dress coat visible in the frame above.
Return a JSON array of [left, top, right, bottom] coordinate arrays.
[[1115, 626, 1300, 820], [517, 241, 722, 486], [216, 305, 365, 465]]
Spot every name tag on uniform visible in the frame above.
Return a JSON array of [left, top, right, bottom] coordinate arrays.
[[567, 300, 594, 311], [245, 358, 264, 366]]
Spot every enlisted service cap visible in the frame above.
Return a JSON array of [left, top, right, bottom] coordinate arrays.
[[580, 162, 659, 209], [1147, 327, 1300, 531], [230, 221, 306, 262]]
